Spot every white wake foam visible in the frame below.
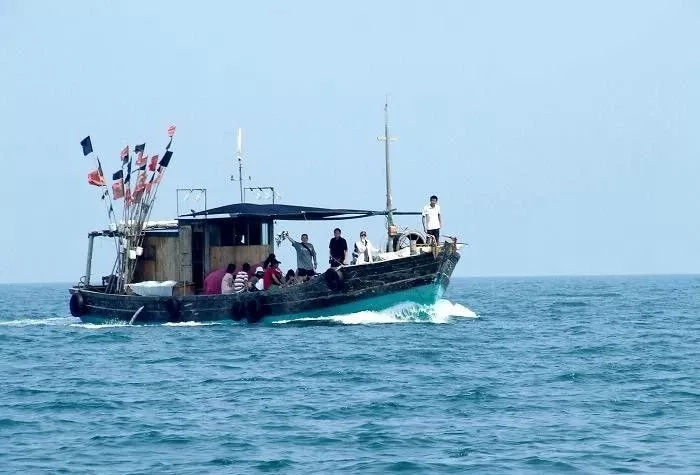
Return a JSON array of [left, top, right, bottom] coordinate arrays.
[[162, 321, 222, 327], [0, 317, 75, 327], [273, 299, 477, 325]]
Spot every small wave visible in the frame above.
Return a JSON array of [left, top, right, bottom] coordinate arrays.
[[70, 322, 130, 329], [162, 321, 222, 327], [551, 301, 588, 307], [273, 299, 477, 326], [0, 317, 74, 327]]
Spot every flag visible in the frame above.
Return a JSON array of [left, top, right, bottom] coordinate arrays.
[[120, 145, 129, 164], [132, 172, 147, 202], [124, 160, 131, 183], [135, 152, 147, 167], [148, 155, 158, 171], [112, 170, 123, 181], [159, 151, 173, 167], [167, 125, 176, 137], [112, 179, 124, 199], [81, 136, 93, 156], [87, 169, 105, 186], [134, 143, 145, 153], [125, 187, 131, 205]]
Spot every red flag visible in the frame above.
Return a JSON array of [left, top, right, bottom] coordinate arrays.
[[120, 145, 129, 163], [132, 172, 147, 202], [112, 179, 124, 199], [135, 152, 147, 167], [167, 125, 176, 137], [148, 155, 159, 171], [87, 169, 105, 186], [125, 187, 131, 205]]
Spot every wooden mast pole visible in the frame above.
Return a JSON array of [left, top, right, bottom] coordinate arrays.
[[378, 96, 398, 251]]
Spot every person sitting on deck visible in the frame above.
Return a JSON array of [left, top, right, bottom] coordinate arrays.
[[234, 263, 250, 293], [221, 263, 236, 294], [283, 269, 296, 286], [203, 267, 227, 294], [262, 253, 277, 270], [250, 266, 265, 291], [263, 259, 283, 290]]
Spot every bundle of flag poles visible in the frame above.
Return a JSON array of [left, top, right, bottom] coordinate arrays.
[[80, 125, 176, 293]]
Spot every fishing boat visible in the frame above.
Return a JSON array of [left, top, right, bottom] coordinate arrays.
[[69, 107, 462, 324]]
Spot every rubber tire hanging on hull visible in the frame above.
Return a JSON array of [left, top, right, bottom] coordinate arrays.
[[324, 268, 344, 292], [231, 301, 246, 322], [69, 292, 87, 317], [165, 298, 181, 323], [245, 297, 265, 324]]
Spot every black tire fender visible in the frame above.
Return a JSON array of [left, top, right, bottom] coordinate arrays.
[[69, 292, 87, 317], [245, 297, 265, 324], [324, 268, 345, 292], [231, 300, 246, 322], [165, 298, 181, 322]]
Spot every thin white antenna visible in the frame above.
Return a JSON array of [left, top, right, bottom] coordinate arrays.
[[236, 128, 244, 202]]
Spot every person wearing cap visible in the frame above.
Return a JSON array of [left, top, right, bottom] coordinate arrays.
[[263, 258, 283, 290], [250, 266, 265, 291], [422, 195, 442, 243], [286, 233, 317, 280], [352, 231, 376, 265]]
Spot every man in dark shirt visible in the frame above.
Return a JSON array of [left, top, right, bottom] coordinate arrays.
[[328, 228, 348, 268]]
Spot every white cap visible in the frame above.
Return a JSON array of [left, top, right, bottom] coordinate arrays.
[[255, 266, 264, 273]]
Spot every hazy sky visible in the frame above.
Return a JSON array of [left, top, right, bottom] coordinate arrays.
[[1, 1, 699, 283]]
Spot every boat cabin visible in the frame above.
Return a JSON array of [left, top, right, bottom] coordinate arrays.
[[127, 203, 389, 294]]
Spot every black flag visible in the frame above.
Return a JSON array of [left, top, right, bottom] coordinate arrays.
[[134, 143, 145, 153], [80, 136, 93, 156], [112, 170, 123, 181], [125, 160, 132, 184], [159, 151, 173, 167]]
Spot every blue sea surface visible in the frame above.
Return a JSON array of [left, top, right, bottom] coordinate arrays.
[[0, 276, 698, 473]]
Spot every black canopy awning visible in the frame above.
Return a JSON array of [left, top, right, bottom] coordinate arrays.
[[181, 203, 419, 221]]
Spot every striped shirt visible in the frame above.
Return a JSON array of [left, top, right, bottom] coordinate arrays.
[[234, 271, 249, 293]]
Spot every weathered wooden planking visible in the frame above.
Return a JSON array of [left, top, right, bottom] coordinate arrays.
[[209, 245, 271, 270]]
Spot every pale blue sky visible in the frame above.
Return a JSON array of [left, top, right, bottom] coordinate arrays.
[[1, 1, 699, 283]]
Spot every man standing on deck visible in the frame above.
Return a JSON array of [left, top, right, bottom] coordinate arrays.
[[422, 195, 442, 243], [328, 228, 348, 268], [287, 233, 317, 279]]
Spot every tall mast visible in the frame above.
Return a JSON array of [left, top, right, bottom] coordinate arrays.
[[384, 101, 393, 226], [236, 128, 244, 202], [378, 97, 397, 250]]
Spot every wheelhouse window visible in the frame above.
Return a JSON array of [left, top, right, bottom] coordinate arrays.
[[208, 219, 269, 246]]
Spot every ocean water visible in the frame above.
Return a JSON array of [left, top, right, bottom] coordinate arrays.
[[0, 276, 698, 473]]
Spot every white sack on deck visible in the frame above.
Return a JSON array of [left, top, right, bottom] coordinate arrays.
[[127, 281, 178, 297]]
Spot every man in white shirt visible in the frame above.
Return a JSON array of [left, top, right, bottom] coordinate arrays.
[[421, 195, 442, 243]]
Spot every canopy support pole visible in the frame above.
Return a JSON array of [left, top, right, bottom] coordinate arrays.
[[85, 233, 95, 286]]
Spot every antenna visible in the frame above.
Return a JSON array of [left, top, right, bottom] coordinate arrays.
[[236, 128, 244, 202]]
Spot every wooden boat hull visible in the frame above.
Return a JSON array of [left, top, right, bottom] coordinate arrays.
[[69, 247, 460, 325]]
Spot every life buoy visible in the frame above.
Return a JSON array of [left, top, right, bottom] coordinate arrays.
[[165, 298, 181, 322], [69, 292, 87, 317], [324, 268, 344, 292], [245, 297, 265, 324], [231, 301, 246, 322]]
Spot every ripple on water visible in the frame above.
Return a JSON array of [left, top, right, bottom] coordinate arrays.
[[0, 279, 698, 473]]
